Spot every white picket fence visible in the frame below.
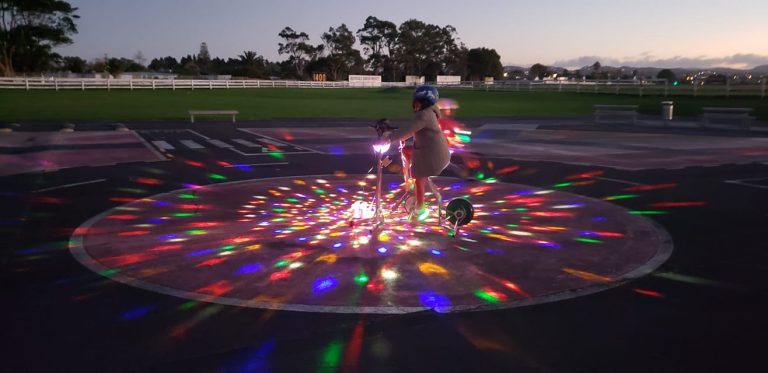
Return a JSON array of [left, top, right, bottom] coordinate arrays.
[[1, 77, 765, 98]]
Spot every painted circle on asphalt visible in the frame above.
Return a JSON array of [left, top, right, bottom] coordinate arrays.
[[69, 174, 672, 313]]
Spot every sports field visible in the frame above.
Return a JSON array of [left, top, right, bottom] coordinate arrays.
[[1, 88, 766, 121]]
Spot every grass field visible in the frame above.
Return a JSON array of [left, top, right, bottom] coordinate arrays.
[[1, 88, 766, 122]]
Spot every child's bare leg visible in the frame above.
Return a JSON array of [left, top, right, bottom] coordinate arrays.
[[415, 176, 427, 212]]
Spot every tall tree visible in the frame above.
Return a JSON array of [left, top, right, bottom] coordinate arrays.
[[529, 63, 549, 79], [321, 24, 361, 80], [197, 42, 211, 74], [466, 47, 503, 80], [357, 16, 398, 78], [278, 26, 322, 78], [395, 20, 459, 81], [591, 61, 602, 79], [656, 69, 677, 83], [0, 0, 79, 76]]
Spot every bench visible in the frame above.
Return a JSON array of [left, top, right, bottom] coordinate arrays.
[[701, 107, 755, 129], [189, 110, 239, 123], [594, 105, 639, 124]]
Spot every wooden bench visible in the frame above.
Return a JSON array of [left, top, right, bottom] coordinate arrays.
[[189, 110, 239, 123], [594, 104, 639, 124], [701, 107, 755, 129]]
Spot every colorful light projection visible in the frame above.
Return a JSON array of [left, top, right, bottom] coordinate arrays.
[[70, 165, 693, 312]]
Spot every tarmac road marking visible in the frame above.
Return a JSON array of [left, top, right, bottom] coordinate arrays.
[[206, 139, 233, 148], [592, 176, 641, 186], [185, 129, 211, 140], [180, 140, 205, 149], [231, 139, 262, 148], [151, 140, 174, 150], [34, 179, 107, 193], [223, 162, 289, 167], [238, 128, 325, 154], [724, 177, 768, 190]]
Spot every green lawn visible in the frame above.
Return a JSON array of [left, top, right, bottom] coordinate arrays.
[[1, 88, 766, 121]]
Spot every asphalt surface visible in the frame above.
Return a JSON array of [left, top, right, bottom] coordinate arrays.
[[1, 119, 767, 372]]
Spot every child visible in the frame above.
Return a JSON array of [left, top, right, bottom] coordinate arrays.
[[385, 85, 451, 222], [436, 98, 477, 178]]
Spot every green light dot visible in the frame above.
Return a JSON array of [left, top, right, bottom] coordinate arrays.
[[219, 245, 236, 251], [629, 210, 667, 215], [208, 173, 227, 180], [273, 208, 286, 212], [268, 151, 285, 160], [506, 224, 519, 228], [515, 207, 528, 211], [354, 273, 369, 284], [604, 194, 638, 201], [474, 290, 500, 303], [315, 189, 326, 195], [553, 182, 573, 188], [575, 238, 603, 244], [275, 260, 289, 267], [178, 193, 197, 199], [173, 213, 195, 217], [99, 268, 120, 277], [286, 198, 299, 203], [187, 229, 206, 235]]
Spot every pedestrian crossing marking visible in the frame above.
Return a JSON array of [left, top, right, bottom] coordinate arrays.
[[180, 140, 205, 149], [232, 139, 261, 148], [151, 140, 174, 150], [206, 139, 234, 148]]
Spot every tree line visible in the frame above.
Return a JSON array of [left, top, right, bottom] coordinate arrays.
[[1, 2, 504, 81]]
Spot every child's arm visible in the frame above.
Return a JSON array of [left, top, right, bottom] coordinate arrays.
[[387, 113, 427, 142]]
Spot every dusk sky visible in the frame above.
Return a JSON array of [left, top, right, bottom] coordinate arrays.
[[57, 0, 768, 69]]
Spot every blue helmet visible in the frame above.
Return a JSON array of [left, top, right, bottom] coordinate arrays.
[[412, 85, 439, 108]]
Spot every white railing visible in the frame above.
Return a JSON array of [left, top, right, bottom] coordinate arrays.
[[0, 77, 765, 98], [0, 77, 413, 90]]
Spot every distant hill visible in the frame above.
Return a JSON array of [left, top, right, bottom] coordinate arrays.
[[504, 64, 767, 78]]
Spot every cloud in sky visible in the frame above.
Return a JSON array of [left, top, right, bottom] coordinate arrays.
[[550, 53, 768, 70]]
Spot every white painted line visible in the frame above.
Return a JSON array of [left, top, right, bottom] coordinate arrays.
[[34, 179, 106, 193], [592, 176, 640, 186], [224, 162, 289, 167], [255, 137, 286, 147], [227, 147, 313, 156], [724, 178, 768, 190], [206, 139, 233, 148], [238, 128, 325, 154], [131, 131, 167, 161], [185, 129, 211, 140], [231, 138, 261, 148], [151, 140, 175, 150], [180, 140, 205, 149]]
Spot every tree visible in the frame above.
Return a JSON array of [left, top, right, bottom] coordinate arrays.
[[133, 51, 146, 67], [321, 24, 361, 80], [529, 63, 548, 79], [237, 50, 266, 78], [60, 56, 86, 73], [106, 57, 129, 77], [466, 47, 503, 80], [657, 69, 677, 83], [197, 42, 211, 74], [278, 26, 322, 78], [591, 61, 602, 79], [357, 16, 398, 78], [180, 61, 200, 76], [395, 20, 460, 81], [148, 56, 180, 72], [0, 0, 79, 76]]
